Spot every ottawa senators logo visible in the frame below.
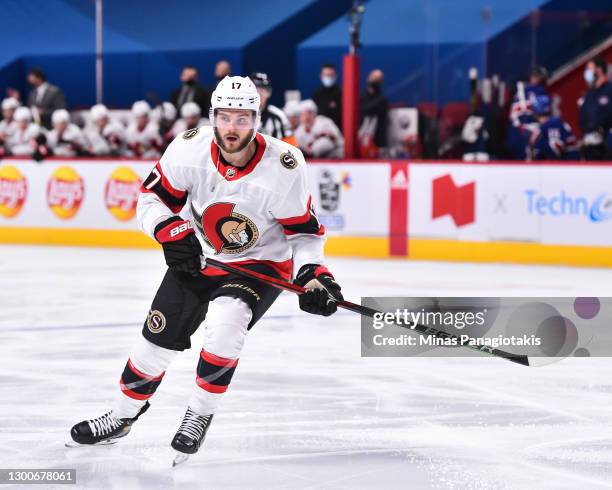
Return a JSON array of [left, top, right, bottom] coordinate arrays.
[[191, 202, 259, 254], [147, 310, 166, 334], [280, 150, 298, 169], [182, 128, 199, 140]]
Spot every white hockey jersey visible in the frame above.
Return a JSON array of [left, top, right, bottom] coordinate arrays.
[[85, 121, 125, 155], [295, 115, 344, 158], [137, 128, 325, 280], [6, 123, 40, 156], [0, 119, 16, 142], [125, 121, 162, 159], [46, 123, 87, 157]]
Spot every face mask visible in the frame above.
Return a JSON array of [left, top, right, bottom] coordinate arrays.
[[321, 76, 336, 88], [584, 68, 595, 86]]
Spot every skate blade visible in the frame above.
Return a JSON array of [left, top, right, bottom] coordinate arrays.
[[172, 452, 191, 467], [65, 439, 118, 448]]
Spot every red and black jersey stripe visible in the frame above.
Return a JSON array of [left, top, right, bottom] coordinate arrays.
[[195, 349, 239, 394], [140, 162, 188, 213], [277, 196, 325, 236]]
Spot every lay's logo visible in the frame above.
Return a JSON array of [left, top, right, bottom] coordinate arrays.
[[105, 166, 141, 221], [47, 166, 85, 220], [432, 174, 475, 227], [0, 165, 28, 218]]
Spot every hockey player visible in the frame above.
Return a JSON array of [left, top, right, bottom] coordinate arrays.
[[85, 104, 125, 156], [250, 72, 298, 146], [0, 97, 19, 157], [125, 100, 162, 158], [0, 97, 19, 142], [156, 101, 178, 151], [168, 101, 208, 140], [507, 66, 550, 160], [295, 99, 344, 158], [528, 95, 580, 161], [69, 76, 343, 461], [283, 100, 301, 132], [45, 109, 87, 157], [5, 107, 40, 156]]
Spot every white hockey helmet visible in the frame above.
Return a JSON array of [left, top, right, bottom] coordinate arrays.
[[90, 103, 109, 121], [283, 100, 301, 118], [299, 99, 318, 114], [181, 101, 201, 119], [131, 100, 151, 118], [52, 109, 70, 125], [2, 97, 19, 111], [13, 106, 31, 122], [210, 76, 260, 137], [161, 101, 177, 121]]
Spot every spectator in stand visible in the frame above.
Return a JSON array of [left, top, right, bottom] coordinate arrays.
[[125, 101, 162, 159], [5, 107, 40, 156], [283, 100, 301, 132], [295, 99, 344, 158], [528, 95, 579, 160], [579, 57, 612, 160], [26, 68, 66, 129], [359, 69, 389, 157], [250, 72, 298, 145], [45, 109, 87, 157], [85, 104, 125, 156], [169, 101, 207, 139], [170, 65, 211, 116], [214, 60, 232, 82], [507, 65, 550, 160], [0, 97, 19, 144], [313, 63, 342, 130]]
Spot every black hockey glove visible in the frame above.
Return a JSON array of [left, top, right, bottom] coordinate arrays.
[[294, 264, 343, 316], [154, 217, 203, 276]]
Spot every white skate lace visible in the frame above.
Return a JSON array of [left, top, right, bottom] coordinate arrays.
[[89, 412, 122, 437], [177, 408, 212, 442]]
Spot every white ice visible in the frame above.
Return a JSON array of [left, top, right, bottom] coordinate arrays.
[[1, 245, 612, 490]]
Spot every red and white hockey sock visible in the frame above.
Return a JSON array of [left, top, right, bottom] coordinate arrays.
[[114, 336, 178, 418], [188, 296, 251, 415]]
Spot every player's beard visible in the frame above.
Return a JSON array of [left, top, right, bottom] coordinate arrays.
[[214, 128, 254, 154]]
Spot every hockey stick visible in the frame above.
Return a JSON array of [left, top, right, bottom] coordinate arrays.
[[204, 258, 530, 367]]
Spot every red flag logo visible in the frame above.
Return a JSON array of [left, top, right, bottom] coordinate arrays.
[[432, 174, 475, 227]]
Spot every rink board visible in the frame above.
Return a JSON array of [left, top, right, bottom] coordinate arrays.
[[0, 157, 611, 266]]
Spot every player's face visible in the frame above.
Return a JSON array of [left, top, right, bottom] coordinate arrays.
[[214, 109, 255, 153], [300, 110, 316, 127], [54, 121, 68, 133], [288, 114, 299, 130], [2, 108, 14, 121], [185, 115, 199, 128], [95, 117, 108, 130]]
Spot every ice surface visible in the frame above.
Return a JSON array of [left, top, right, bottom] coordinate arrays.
[[1, 245, 612, 489]]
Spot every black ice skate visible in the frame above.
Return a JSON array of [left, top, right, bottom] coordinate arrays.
[[171, 408, 213, 466], [67, 402, 150, 447]]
